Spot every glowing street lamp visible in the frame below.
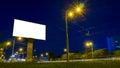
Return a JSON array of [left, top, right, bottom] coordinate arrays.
[[18, 48, 24, 58], [64, 48, 67, 52], [76, 7, 81, 12], [17, 37, 23, 42], [68, 11, 74, 18], [45, 52, 49, 56], [65, 3, 85, 62], [6, 41, 11, 46], [75, 5, 84, 14], [19, 48, 23, 52], [85, 41, 93, 47]]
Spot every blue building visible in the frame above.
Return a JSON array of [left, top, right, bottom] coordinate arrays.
[[107, 36, 120, 53]]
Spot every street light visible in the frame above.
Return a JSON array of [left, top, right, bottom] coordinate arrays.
[[65, 3, 85, 62], [6, 41, 11, 46], [85, 41, 93, 58], [18, 47, 24, 58], [85, 41, 93, 47], [19, 48, 23, 52], [41, 54, 43, 57], [68, 11, 74, 18], [45, 52, 49, 56], [17, 37, 23, 42], [64, 48, 67, 52], [75, 6, 84, 14], [0, 48, 4, 51], [76, 7, 81, 12]]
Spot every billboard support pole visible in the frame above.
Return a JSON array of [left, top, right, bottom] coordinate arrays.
[[26, 38, 34, 62]]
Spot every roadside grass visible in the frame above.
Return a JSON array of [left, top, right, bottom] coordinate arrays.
[[0, 60, 120, 68]]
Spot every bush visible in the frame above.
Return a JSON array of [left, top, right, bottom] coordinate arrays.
[[114, 50, 120, 57], [61, 49, 109, 59], [93, 49, 108, 58], [80, 52, 92, 59]]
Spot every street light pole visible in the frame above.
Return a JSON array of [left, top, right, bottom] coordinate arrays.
[[65, 3, 85, 62], [65, 11, 69, 62], [91, 45, 94, 58], [85, 41, 93, 58], [12, 38, 15, 55], [12, 37, 23, 56]]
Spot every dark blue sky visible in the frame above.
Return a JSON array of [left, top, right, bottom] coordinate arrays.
[[0, 0, 120, 58]]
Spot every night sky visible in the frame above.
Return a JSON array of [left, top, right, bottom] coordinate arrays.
[[0, 0, 120, 58]]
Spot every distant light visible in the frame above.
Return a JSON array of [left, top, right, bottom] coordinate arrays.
[[17, 37, 23, 41], [45, 52, 49, 56], [64, 48, 67, 52], [6, 41, 11, 46], [19, 48, 23, 52], [41, 54, 43, 57]]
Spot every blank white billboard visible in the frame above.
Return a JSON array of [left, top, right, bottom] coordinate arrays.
[[13, 19, 46, 40]]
